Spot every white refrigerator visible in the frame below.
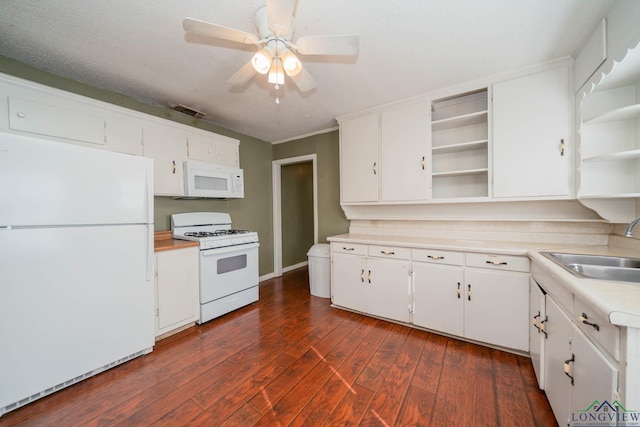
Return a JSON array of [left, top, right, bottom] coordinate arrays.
[[0, 133, 155, 416]]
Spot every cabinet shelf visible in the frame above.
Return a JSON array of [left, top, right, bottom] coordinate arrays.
[[431, 110, 488, 132], [584, 104, 640, 125], [578, 193, 640, 199], [432, 139, 488, 154], [583, 149, 640, 162], [432, 168, 488, 178]]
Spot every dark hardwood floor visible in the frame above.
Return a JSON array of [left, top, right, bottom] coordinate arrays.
[[1, 267, 557, 426]]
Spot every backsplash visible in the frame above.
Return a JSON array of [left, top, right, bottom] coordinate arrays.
[[348, 219, 612, 246]]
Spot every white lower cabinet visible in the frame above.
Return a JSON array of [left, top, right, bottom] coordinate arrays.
[[529, 278, 546, 389], [464, 268, 529, 351], [413, 250, 529, 351], [331, 244, 411, 323], [331, 252, 367, 313], [544, 296, 574, 425], [543, 295, 618, 426], [366, 257, 411, 322], [332, 242, 529, 352], [155, 247, 199, 337], [413, 262, 464, 336]]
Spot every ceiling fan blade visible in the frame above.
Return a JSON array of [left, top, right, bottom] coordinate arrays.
[[294, 35, 359, 56], [227, 61, 257, 86], [267, 0, 296, 36], [183, 18, 259, 45], [289, 67, 316, 93]]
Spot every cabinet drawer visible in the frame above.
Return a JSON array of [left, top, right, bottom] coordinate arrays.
[[331, 242, 367, 256], [368, 245, 410, 260], [466, 253, 530, 272], [574, 298, 620, 361], [412, 249, 464, 266]]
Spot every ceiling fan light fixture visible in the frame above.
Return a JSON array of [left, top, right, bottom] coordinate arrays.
[[251, 47, 273, 74], [281, 48, 302, 77], [268, 57, 285, 85]]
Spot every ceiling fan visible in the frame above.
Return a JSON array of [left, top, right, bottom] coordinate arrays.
[[183, 0, 359, 96]]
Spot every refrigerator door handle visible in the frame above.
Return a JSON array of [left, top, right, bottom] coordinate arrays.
[[146, 225, 154, 281], [145, 160, 154, 224]]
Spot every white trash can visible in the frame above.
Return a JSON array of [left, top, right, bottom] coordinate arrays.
[[307, 243, 331, 298]]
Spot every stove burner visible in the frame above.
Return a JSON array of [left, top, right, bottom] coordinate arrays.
[[184, 229, 250, 238]]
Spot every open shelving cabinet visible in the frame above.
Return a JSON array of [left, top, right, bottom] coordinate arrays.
[[431, 88, 489, 199], [578, 40, 640, 222]]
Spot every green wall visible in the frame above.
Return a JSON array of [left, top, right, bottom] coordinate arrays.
[[281, 162, 314, 267], [0, 55, 348, 277], [273, 131, 349, 243]]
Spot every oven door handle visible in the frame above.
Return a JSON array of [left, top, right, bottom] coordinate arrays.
[[200, 242, 260, 256]]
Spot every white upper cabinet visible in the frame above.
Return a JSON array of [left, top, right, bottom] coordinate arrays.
[[380, 102, 430, 202], [339, 102, 430, 204], [108, 112, 143, 156], [340, 112, 380, 203], [142, 121, 187, 197], [187, 133, 239, 167], [493, 66, 572, 198], [0, 87, 109, 147]]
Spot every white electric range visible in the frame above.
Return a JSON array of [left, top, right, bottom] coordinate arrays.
[[171, 212, 259, 324]]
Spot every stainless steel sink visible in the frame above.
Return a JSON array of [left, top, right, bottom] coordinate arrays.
[[541, 252, 640, 285]]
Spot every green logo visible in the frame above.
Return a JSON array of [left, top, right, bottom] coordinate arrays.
[[571, 400, 640, 426]]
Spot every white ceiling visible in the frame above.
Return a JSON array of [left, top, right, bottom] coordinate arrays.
[[0, 0, 611, 143]]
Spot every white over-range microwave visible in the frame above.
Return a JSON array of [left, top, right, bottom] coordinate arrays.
[[182, 160, 244, 199]]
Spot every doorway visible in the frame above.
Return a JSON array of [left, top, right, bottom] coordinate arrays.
[[272, 154, 318, 277]]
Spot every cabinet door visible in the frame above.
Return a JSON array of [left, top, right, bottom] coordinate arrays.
[[187, 136, 215, 162], [331, 253, 367, 313], [339, 113, 379, 203], [108, 112, 143, 156], [464, 269, 529, 351], [380, 103, 430, 201], [155, 248, 199, 336], [544, 296, 573, 427], [529, 278, 546, 389], [8, 95, 108, 146], [142, 123, 186, 196], [413, 262, 463, 336], [571, 326, 618, 418], [493, 66, 571, 197], [366, 258, 410, 322], [214, 139, 239, 167]]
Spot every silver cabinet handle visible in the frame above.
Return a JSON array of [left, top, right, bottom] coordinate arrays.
[[360, 269, 365, 283], [342, 246, 355, 251], [428, 255, 444, 260], [560, 139, 565, 156], [372, 162, 377, 175], [467, 284, 471, 301], [368, 270, 371, 284], [486, 260, 507, 266], [457, 282, 461, 299], [380, 250, 395, 255], [421, 156, 425, 170], [172, 160, 176, 174]]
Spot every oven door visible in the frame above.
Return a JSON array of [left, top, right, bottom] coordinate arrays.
[[199, 243, 259, 303]]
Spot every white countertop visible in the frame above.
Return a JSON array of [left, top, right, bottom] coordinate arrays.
[[328, 233, 640, 328]]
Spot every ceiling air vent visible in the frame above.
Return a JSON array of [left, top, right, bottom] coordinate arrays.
[[171, 104, 207, 119]]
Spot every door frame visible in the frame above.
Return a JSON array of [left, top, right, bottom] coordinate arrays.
[[272, 154, 318, 277]]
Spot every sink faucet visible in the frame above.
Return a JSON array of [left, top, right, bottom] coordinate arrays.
[[625, 217, 640, 237]]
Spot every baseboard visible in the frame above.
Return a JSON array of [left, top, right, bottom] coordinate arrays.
[[283, 261, 308, 273]]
